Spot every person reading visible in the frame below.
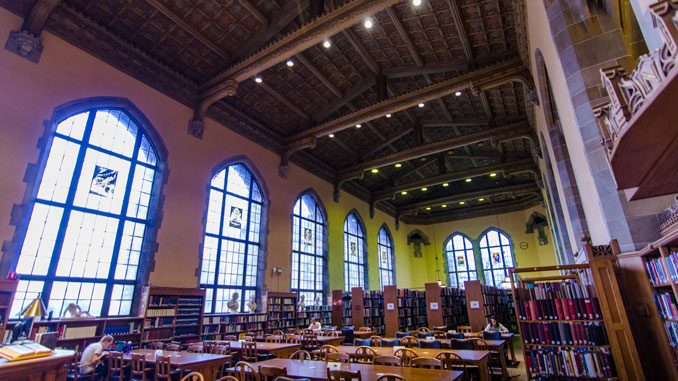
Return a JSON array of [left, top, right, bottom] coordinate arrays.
[[308, 318, 322, 332], [484, 316, 509, 332], [80, 335, 114, 380]]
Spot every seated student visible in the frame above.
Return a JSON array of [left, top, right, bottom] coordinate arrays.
[[80, 335, 114, 381], [308, 318, 322, 332], [484, 316, 509, 332]]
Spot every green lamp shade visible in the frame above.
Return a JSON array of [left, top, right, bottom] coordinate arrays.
[[20, 296, 47, 317]]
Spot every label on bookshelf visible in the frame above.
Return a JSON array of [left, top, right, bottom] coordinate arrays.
[[470, 301, 480, 309]]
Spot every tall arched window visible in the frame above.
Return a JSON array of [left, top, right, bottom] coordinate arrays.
[[444, 233, 478, 289], [344, 212, 366, 291], [377, 226, 395, 289], [479, 229, 515, 288], [200, 163, 264, 313], [291, 193, 327, 304], [10, 106, 162, 317]]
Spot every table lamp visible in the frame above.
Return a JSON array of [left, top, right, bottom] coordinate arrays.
[[19, 294, 47, 340]]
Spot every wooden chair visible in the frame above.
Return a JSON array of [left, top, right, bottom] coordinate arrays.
[[67, 352, 91, 381], [323, 330, 339, 337], [216, 377, 238, 381], [411, 357, 442, 369], [107, 351, 127, 381], [327, 368, 362, 381], [150, 342, 164, 350], [130, 353, 153, 381], [358, 327, 371, 332], [400, 336, 419, 348], [165, 344, 180, 351], [369, 335, 382, 347], [212, 346, 234, 379], [258, 365, 287, 381], [457, 325, 472, 333], [180, 372, 203, 381], [243, 336, 255, 342], [436, 352, 467, 373], [241, 341, 263, 362], [374, 355, 401, 367], [416, 327, 431, 333], [394, 348, 418, 367], [186, 344, 202, 353], [290, 350, 312, 360], [301, 335, 320, 351], [272, 330, 284, 336], [232, 361, 258, 381], [155, 355, 180, 381], [326, 352, 350, 363], [317, 345, 338, 360], [285, 334, 301, 344], [375, 375, 405, 381], [472, 338, 503, 377], [354, 346, 377, 364], [265, 335, 283, 343], [223, 335, 237, 341]]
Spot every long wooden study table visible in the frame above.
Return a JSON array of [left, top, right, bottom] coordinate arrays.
[[123, 349, 229, 381]]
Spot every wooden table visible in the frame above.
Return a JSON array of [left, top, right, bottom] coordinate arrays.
[[352, 331, 374, 340], [226, 341, 301, 359], [0, 349, 74, 381], [334, 345, 490, 381], [124, 349, 229, 381], [228, 358, 463, 380], [464, 332, 516, 364], [255, 335, 345, 347]]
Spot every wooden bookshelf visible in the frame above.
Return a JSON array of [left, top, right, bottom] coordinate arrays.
[[351, 287, 364, 330], [362, 289, 384, 335], [263, 291, 297, 332], [0, 280, 17, 343], [396, 288, 427, 332], [384, 286, 399, 337], [464, 280, 513, 332], [201, 312, 267, 339], [331, 290, 344, 328], [424, 283, 468, 329], [140, 286, 205, 346], [509, 240, 644, 380], [297, 306, 332, 329], [341, 292, 352, 327], [27, 317, 143, 353]]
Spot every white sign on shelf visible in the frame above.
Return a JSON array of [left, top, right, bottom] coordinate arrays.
[[470, 301, 480, 309], [430, 302, 439, 310], [386, 303, 395, 311]]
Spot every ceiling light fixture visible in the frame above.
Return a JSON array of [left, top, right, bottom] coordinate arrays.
[[355, 124, 362, 128], [328, 133, 335, 138], [286, 60, 294, 67], [385, 113, 392, 118], [459, 201, 465, 205], [364, 17, 374, 29], [441, 204, 447, 208], [465, 178, 472, 183], [442, 183, 449, 187], [413, 0, 422, 6], [323, 39, 331, 48], [394, 163, 402, 168], [371, 168, 379, 173], [455, 91, 462, 96], [421, 187, 428, 191], [478, 198, 485, 202], [426, 207, 431, 211], [489, 172, 497, 177], [254, 76, 263, 83], [401, 191, 408, 195], [418, 103, 425, 108]]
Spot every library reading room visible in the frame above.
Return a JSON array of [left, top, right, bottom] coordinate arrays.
[[0, 0, 677, 380]]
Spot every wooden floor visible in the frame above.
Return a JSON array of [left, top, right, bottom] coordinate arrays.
[[508, 336, 528, 381]]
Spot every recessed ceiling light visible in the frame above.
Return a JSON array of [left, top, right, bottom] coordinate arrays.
[[394, 163, 402, 168], [364, 17, 374, 29], [447, 150, 454, 155], [459, 201, 465, 205], [426, 207, 431, 211], [420, 157, 427, 161], [323, 39, 331, 48], [328, 133, 335, 138], [465, 178, 472, 183], [441, 204, 447, 208], [385, 113, 392, 118], [286, 60, 294, 67], [254, 76, 263, 83], [477, 142, 484, 147], [413, 0, 422, 6], [371, 168, 379, 173], [401, 191, 408, 195], [418, 103, 425, 108], [442, 183, 449, 187], [478, 198, 484, 202], [489, 172, 497, 177], [421, 187, 428, 191], [355, 124, 362, 128], [455, 91, 462, 96]]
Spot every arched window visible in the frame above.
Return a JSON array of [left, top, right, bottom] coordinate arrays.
[[200, 163, 264, 313], [10, 107, 162, 317], [291, 193, 327, 304], [377, 226, 395, 289], [479, 229, 515, 288], [444, 233, 478, 289], [344, 212, 366, 291]]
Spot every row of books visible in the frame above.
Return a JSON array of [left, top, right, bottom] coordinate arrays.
[[148, 296, 177, 306], [397, 298, 425, 308], [363, 290, 383, 299], [103, 323, 138, 335], [515, 281, 602, 321], [525, 347, 616, 378], [177, 306, 201, 315], [60, 325, 97, 340], [664, 251, 678, 282], [268, 305, 296, 312], [177, 296, 202, 305], [143, 328, 173, 341], [664, 321, 678, 348], [146, 308, 175, 317], [268, 312, 296, 320], [223, 323, 266, 333], [175, 317, 199, 325], [520, 321, 609, 346], [397, 289, 425, 298], [145, 317, 174, 328], [268, 297, 295, 305], [654, 292, 678, 320], [646, 257, 670, 285], [441, 287, 465, 297]]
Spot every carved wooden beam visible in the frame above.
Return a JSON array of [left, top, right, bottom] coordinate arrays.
[[446, 0, 473, 62], [145, 0, 230, 60], [386, 7, 423, 67], [401, 193, 541, 223], [420, 117, 523, 128], [5, 0, 61, 63], [278, 136, 318, 178], [311, 74, 377, 121], [371, 158, 535, 202], [396, 182, 539, 215], [343, 28, 381, 73], [188, 80, 238, 139], [296, 53, 342, 98], [361, 125, 413, 158], [336, 120, 531, 182], [238, 0, 268, 25], [260, 82, 309, 119], [286, 56, 525, 144]]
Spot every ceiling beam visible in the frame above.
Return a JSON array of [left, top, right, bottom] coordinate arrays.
[[396, 182, 539, 215], [479, 91, 494, 121], [446, 0, 474, 62], [386, 7, 423, 67], [145, 0, 230, 60], [372, 158, 535, 201], [392, 159, 438, 183], [21, 0, 61, 35], [361, 125, 413, 158], [420, 116, 523, 128], [286, 56, 524, 143], [311, 74, 377, 122], [342, 28, 380, 73], [237, 0, 268, 25], [258, 82, 309, 119], [296, 53, 342, 98]]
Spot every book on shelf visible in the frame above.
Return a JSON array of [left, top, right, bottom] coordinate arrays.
[[665, 251, 678, 282], [525, 346, 615, 378], [646, 257, 670, 285], [60, 325, 97, 340], [520, 321, 609, 346], [664, 321, 678, 348], [654, 292, 678, 320], [514, 281, 602, 321]]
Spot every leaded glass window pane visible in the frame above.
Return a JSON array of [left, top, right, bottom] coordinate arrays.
[[291, 194, 326, 304]]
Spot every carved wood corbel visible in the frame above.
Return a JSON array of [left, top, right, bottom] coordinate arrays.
[[4, 0, 61, 63], [278, 136, 318, 178], [188, 79, 238, 139]]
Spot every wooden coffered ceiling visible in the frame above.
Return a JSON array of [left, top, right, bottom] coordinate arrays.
[[3, 0, 541, 224]]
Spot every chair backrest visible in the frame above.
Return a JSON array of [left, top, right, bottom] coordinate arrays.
[[242, 341, 258, 359], [327, 368, 362, 381], [318, 345, 338, 360], [323, 330, 339, 337], [416, 332, 433, 339], [301, 335, 319, 350], [374, 355, 401, 367], [224, 335, 237, 342], [482, 331, 501, 340], [290, 350, 311, 360], [369, 335, 382, 347], [472, 338, 491, 351], [354, 346, 377, 364], [285, 334, 301, 344], [155, 355, 173, 380], [418, 339, 441, 349], [233, 361, 258, 381], [400, 336, 419, 348], [417, 327, 431, 333], [165, 344, 180, 351], [379, 339, 398, 347], [375, 375, 405, 381], [450, 338, 475, 350], [436, 352, 466, 372], [446, 332, 464, 340], [394, 331, 410, 339], [411, 357, 442, 369], [150, 342, 164, 350], [243, 336, 255, 342], [108, 351, 125, 379], [266, 335, 283, 343], [326, 352, 350, 363], [457, 325, 472, 333], [353, 338, 371, 347], [394, 348, 419, 367], [180, 372, 204, 381], [212, 345, 229, 355], [272, 330, 284, 336], [341, 328, 354, 344], [187, 344, 202, 353], [130, 353, 148, 380], [358, 327, 371, 332], [216, 377, 238, 381], [258, 365, 287, 381]]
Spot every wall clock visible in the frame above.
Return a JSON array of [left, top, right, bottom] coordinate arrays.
[[519, 241, 528, 250]]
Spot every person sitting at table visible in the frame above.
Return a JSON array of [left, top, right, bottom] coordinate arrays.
[[80, 335, 114, 381], [308, 318, 322, 332], [484, 316, 509, 332]]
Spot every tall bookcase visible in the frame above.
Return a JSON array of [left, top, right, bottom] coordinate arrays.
[[396, 288, 427, 332], [342, 291, 353, 327], [297, 305, 332, 329], [464, 280, 514, 332], [362, 289, 384, 335], [140, 286, 205, 346], [331, 290, 345, 328], [201, 312, 267, 339], [0, 280, 17, 343], [28, 317, 143, 352], [263, 291, 297, 332], [424, 283, 468, 329], [510, 240, 644, 380]]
